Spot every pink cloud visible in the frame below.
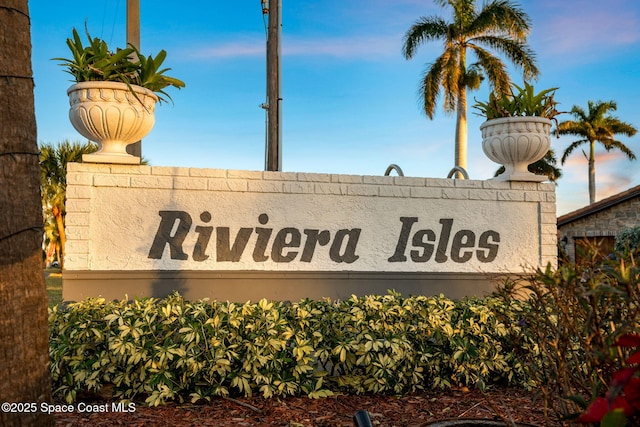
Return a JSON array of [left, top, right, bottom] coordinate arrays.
[[533, 0, 640, 58]]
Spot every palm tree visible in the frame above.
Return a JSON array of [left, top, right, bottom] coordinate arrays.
[[40, 140, 97, 268], [557, 100, 637, 204], [402, 0, 539, 177], [0, 1, 54, 425]]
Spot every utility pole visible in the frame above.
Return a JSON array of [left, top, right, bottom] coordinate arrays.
[[126, 0, 142, 159], [265, 0, 282, 171]]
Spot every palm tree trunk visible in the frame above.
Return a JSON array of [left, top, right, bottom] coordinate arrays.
[[589, 139, 596, 204], [0, 1, 54, 425], [455, 87, 468, 178], [52, 205, 66, 268]]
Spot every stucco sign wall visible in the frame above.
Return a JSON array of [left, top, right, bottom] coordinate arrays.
[[63, 163, 557, 301]]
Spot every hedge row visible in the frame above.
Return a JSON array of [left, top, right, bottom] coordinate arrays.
[[49, 291, 536, 406]]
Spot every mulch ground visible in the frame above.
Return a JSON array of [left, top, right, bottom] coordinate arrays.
[[54, 388, 560, 426]]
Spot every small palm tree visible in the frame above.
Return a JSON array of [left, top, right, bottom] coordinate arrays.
[[402, 0, 539, 177], [40, 140, 97, 267], [557, 101, 637, 204]]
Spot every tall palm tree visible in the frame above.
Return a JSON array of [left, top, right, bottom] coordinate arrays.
[[40, 140, 97, 268], [557, 100, 637, 204], [0, 1, 54, 425], [402, 0, 539, 177]]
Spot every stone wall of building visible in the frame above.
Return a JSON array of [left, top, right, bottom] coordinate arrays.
[[558, 196, 640, 262]]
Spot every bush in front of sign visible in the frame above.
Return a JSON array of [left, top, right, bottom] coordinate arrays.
[[493, 252, 640, 423], [49, 292, 534, 406]]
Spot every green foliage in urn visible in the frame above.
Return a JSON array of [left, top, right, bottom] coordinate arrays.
[[473, 82, 562, 122], [54, 27, 185, 103]]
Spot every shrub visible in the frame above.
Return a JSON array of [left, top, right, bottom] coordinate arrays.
[[615, 226, 640, 255], [49, 292, 531, 405], [495, 255, 640, 420]]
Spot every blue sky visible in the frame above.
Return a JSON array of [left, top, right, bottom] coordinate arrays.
[[30, 0, 640, 215]]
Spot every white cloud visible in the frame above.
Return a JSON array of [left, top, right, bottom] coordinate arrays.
[[187, 33, 404, 61]]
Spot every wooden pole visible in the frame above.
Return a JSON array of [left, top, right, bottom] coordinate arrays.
[[126, 0, 142, 159], [265, 0, 282, 171]]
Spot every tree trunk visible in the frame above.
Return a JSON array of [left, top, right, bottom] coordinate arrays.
[[52, 205, 65, 268], [588, 139, 596, 204], [0, 1, 54, 426], [454, 87, 468, 179]]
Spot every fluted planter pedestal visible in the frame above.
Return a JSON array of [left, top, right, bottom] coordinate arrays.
[[480, 116, 551, 182], [67, 82, 158, 165]]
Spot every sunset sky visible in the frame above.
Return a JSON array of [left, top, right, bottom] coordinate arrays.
[[30, 0, 640, 215]]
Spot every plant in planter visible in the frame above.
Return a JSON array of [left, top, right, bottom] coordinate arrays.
[[473, 82, 562, 182], [54, 28, 185, 164]]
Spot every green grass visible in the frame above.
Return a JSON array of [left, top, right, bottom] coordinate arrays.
[[45, 268, 63, 308]]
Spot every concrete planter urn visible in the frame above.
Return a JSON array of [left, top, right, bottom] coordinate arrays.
[[67, 81, 158, 165], [480, 116, 551, 182]]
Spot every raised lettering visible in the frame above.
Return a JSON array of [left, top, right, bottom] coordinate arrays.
[[477, 230, 500, 263], [388, 217, 418, 262], [253, 213, 272, 262], [330, 229, 361, 263], [300, 229, 331, 262], [410, 229, 436, 262], [216, 227, 252, 262], [148, 211, 192, 260], [451, 230, 475, 263], [271, 228, 301, 262], [193, 211, 213, 262], [435, 218, 453, 263]]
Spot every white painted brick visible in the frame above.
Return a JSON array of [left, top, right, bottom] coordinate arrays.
[[94, 174, 131, 187], [524, 191, 546, 202], [510, 181, 539, 191], [66, 185, 92, 199], [67, 172, 93, 186], [65, 240, 89, 254], [283, 182, 315, 194], [541, 213, 557, 225], [497, 190, 525, 201], [208, 179, 248, 192], [442, 188, 469, 200], [395, 176, 427, 186], [454, 180, 483, 188], [66, 226, 90, 240], [248, 180, 283, 193], [363, 175, 394, 185], [263, 171, 298, 181], [130, 175, 173, 189], [189, 168, 227, 178], [227, 169, 263, 180], [410, 187, 442, 198], [151, 166, 189, 176], [426, 178, 454, 187], [331, 174, 363, 184], [63, 254, 88, 269], [347, 184, 379, 197], [314, 183, 348, 195], [173, 177, 208, 190], [65, 212, 90, 227], [297, 172, 331, 182], [379, 186, 411, 198], [66, 199, 91, 213], [469, 190, 498, 201], [540, 202, 557, 214], [482, 180, 511, 190], [539, 182, 556, 192], [111, 165, 151, 175]]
